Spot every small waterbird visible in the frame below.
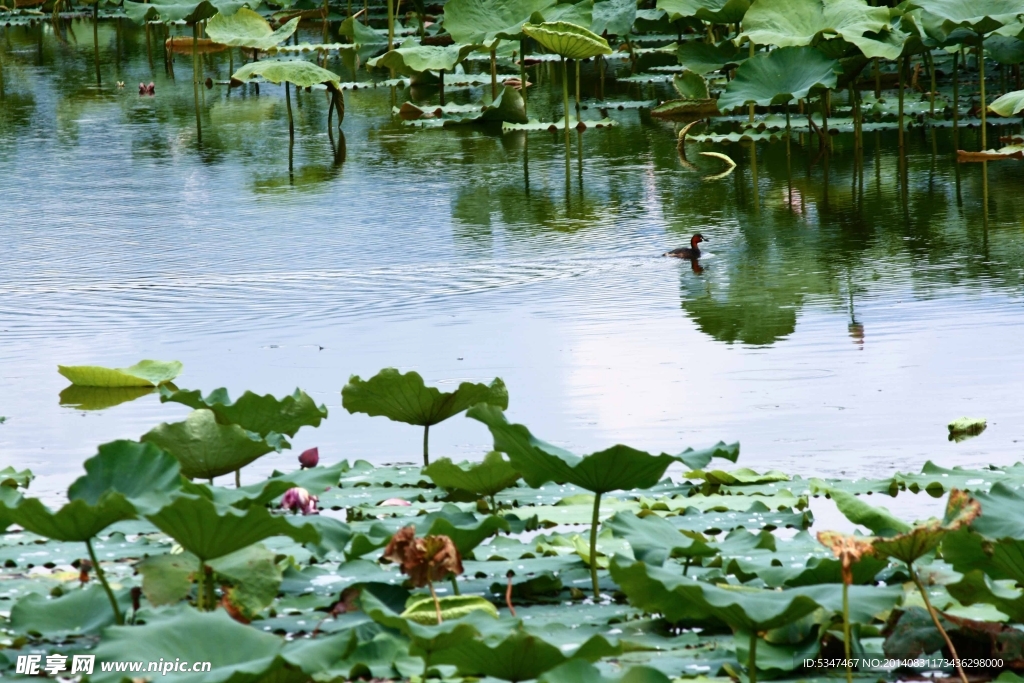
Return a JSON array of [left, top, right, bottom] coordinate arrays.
[[664, 233, 706, 259]]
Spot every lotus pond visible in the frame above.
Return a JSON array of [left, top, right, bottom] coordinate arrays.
[[5, 0, 1024, 679]]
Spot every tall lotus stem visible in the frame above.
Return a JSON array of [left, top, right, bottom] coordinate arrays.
[[748, 41, 755, 123], [978, 33, 987, 150], [439, 68, 445, 106], [575, 59, 581, 119], [520, 38, 527, 115], [490, 46, 498, 100], [92, 2, 101, 86], [748, 631, 758, 683], [87, 539, 123, 625], [953, 50, 960, 146], [196, 562, 205, 609], [422, 424, 429, 466], [908, 563, 968, 683], [561, 57, 570, 147], [386, 0, 394, 50], [192, 22, 202, 143], [449, 575, 460, 596], [873, 57, 880, 98], [897, 54, 905, 149], [820, 91, 828, 147], [285, 81, 294, 140], [927, 50, 936, 117], [427, 581, 443, 624], [842, 582, 852, 683], [322, 0, 329, 43], [589, 492, 601, 597]]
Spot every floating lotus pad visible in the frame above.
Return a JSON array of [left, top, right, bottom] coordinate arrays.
[[205, 8, 299, 51], [58, 360, 183, 388]]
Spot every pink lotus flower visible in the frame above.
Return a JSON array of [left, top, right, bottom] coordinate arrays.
[[138, 82, 155, 96], [298, 447, 319, 469], [281, 487, 318, 515]]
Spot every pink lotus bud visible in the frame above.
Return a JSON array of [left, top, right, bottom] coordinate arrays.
[[298, 447, 319, 469], [281, 487, 319, 515], [379, 498, 412, 507]]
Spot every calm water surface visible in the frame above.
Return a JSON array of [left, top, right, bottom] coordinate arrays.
[[2, 20, 1024, 508]]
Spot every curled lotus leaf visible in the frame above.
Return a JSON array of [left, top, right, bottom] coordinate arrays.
[[122, 0, 255, 25], [67, 439, 182, 509], [605, 511, 716, 566], [423, 451, 522, 498], [871, 488, 981, 564], [521, 21, 613, 60], [368, 43, 480, 75], [205, 8, 300, 50], [718, 46, 839, 111], [909, 0, 1024, 35], [400, 595, 498, 624], [231, 60, 342, 88], [159, 386, 327, 438], [58, 359, 182, 388], [742, 0, 892, 56], [657, 0, 750, 24]]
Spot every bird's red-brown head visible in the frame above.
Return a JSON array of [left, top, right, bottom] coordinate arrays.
[[690, 233, 706, 248]]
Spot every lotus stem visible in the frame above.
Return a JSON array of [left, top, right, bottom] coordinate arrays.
[[286, 81, 294, 140], [87, 538, 123, 625], [205, 565, 215, 609], [820, 91, 828, 150], [196, 561, 205, 610], [363, 0, 368, 24], [449, 575, 460, 596], [590, 491, 601, 597], [953, 50, 960, 145], [842, 581, 852, 683], [908, 563, 968, 683], [422, 424, 430, 466], [235, 469, 240, 488], [873, 57, 880, 98], [748, 41, 755, 123], [898, 54, 905, 149], [683, 555, 692, 576], [386, 0, 394, 50], [748, 631, 758, 683], [427, 581, 443, 624], [979, 32, 987, 150], [439, 68, 445, 106], [505, 574, 517, 616], [192, 22, 202, 144], [927, 51, 936, 118], [575, 59, 581, 119], [562, 57, 570, 147], [322, 0, 329, 44], [490, 46, 498, 100], [92, 2, 101, 86], [520, 38, 527, 115]]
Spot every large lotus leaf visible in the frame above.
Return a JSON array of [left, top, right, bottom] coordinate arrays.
[[442, 0, 555, 45], [829, 488, 911, 536], [231, 60, 342, 88], [0, 467, 33, 489], [943, 527, 1024, 589], [159, 386, 326, 438], [610, 558, 901, 629], [342, 368, 508, 428], [967, 482, 1024, 539], [521, 21, 613, 59], [742, 0, 891, 57], [58, 359, 182, 388], [144, 494, 318, 561], [592, 0, 637, 36], [674, 70, 709, 99], [416, 505, 511, 554], [424, 452, 521, 498], [657, 0, 749, 24], [1, 495, 137, 542], [468, 405, 675, 493], [67, 440, 181, 509], [536, 1, 595, 28], [605, 511, 716, 566], [206, 8, 299, 50], [59, 385, 155, 410], [368, 43, 479, 75], [138, 552, 201, 606], [990, 88, 1024, 116], [910, 0, 1023, 34], [677, 40, 746, 74], [718, 46, 838, 110], [10, 585, 131, 638], [947, 569, 1024, 622], [539, 660, 671, 683], [210, 544, 282, 618], [123, 0, 252, 25], [872, 489, 980, 564], [987, 35, 1024, 63], [142, 409, 287, 480], [339, 15, 388, 45]]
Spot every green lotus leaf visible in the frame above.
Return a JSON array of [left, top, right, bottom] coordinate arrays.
[[535, 0, 594, 27], [11, 584, 131, 638], [368, 43, 480, 75], [58, 359, 182, 388], [468, 404, 735, 493], [521, 21, 613, 60], [416, 505, 512, 555], [338, 15, 388, 45], [210, 543, 282, 618], [144, 494, 318, 561], [948, 416, 987, 436], [539, 660, 671, 683], [742, 0, 891, 58], [989, 88, 1024, 115], [0, 467, 33, 489], [1, 495, 137, 542], [123, 0, 254, 25], [205, 7, 299, 50], [871, 489, 980, 564], [610, 557, 902, 629], [947, 568, 1024, 622], [718, 46, 838, 111], [159, 386, 327, 438], [142, 409, 288, 480], [423, 451, 522, 498], [674, 70, 709, 99], [592, 0, 637, 36], [605, 511, 716, 566], [985, 34, 1024, 63], [343, 368, 508, 427], [442, 0, 556, 45], [829, 488, 911, 536], [301, 514, 354, 557], [138, 551, 201, 606], [966, 482, 1024, 539], [677, 39, 746, 74], [68, 440, 182, 509], [59, 385, 156, 410], [657, 0, 750, 24], [650, 99, 721, 118], [231, 60, 342, 88], [910, 0, 1024, 35], [401, 595, 499, 624]]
